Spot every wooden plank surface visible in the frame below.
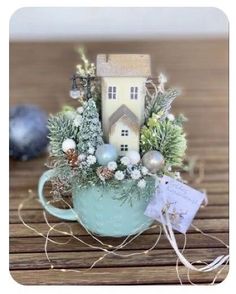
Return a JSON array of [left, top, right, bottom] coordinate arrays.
[[9, 39, 229, 285]]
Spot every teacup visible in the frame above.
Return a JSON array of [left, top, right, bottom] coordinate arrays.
[[38, 169, 155, 237]]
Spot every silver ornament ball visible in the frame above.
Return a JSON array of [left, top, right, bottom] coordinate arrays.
[[95, 144, 118, 165], [142, 150, 165, 173]]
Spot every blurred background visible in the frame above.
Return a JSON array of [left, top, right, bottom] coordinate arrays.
[[10, 7, 228, 40]]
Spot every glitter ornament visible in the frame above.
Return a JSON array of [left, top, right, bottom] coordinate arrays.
[[95, 144, 118, 165], [62, 138, 76, 153], [126, 150, 141, 165], [142, 150, 165, 173]]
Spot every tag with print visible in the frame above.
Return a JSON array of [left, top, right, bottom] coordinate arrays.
[[144, 175, 205, 234]]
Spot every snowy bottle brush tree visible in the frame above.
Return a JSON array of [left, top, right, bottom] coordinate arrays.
[[77, 99, 104, 154]]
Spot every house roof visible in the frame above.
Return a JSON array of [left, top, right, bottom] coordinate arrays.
[[96, 54, 151, 77], [109, 105, 140, 133]]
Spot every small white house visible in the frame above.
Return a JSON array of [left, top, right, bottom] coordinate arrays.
[[96, 54, 151, 155]]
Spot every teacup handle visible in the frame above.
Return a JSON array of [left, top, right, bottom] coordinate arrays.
[[38, 169, 77, 221]]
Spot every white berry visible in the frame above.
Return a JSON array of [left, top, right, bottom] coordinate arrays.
[[114, 170, 125, 181], [62, 138, 76, 153], [138, 179, 146, 189], [126, 150, 141, 165], [77, 106, 84, 114], [167, 113, 175, 121], [131, 169, 141, 180], [107, 161, 117, 171]]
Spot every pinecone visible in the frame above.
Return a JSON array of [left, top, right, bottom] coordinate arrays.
[[96, 166, 114, 181], [66, 148, 78, 167]]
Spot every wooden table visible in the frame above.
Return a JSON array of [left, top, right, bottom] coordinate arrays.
[[9, 39, 229, 285]]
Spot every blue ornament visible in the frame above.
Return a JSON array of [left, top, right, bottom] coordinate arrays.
[[95, 144, 118, 165], [10, 105, 48, 160]]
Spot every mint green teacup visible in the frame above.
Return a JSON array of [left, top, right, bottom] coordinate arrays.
[[38, 169, 154, 237]]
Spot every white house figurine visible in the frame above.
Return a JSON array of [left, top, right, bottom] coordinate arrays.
[[96, 54, 151, 155]]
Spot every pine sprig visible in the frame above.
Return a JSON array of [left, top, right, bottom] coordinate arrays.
[[140, 116, 187, 167], [174, 113, 188, 127], [145, 88, 180, 121], [48, 113, 79, 156]]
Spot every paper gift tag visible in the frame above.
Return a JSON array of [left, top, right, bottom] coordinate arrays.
[[145, 175, 205, 233]]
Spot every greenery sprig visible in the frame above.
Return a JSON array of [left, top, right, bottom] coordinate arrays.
[[145, 88, 180, 122], [48, 111, 79, 157], [140, 116, 187, 167]]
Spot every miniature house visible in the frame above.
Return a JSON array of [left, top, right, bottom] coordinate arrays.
[[96, 54, 151, 155]]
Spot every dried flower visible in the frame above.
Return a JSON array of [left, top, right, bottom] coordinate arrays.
[[88, 146, 95, 154], [114, 170, 125, 181], [137, 179, 146, 189], [141, 166, 149, 175], [121, 156, 131, 166], [73, 115, 83, 127], [87, 155, 96, 165], [78, 153, 86, 161], [77, 106, 84, 114], [107, 161, 117, 171], [131, 169, 141, 180]]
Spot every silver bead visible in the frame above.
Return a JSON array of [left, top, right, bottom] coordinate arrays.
[[142, 150, 165, 173]]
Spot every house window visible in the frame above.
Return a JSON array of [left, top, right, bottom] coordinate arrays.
[[130, 87, 138, 100], [120, 144, 128, 152], [121, 130, 129, 136], [108, 86, 117, 99]]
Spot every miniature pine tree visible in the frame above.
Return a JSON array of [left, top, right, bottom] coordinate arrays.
[[77, 98, 104, 154]]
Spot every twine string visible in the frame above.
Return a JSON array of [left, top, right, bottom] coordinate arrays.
[[145, 79, 158, 105], [17, 187, 228, 284], [175, 233, 187, 285], [18, 190, 163, 274], [160, 202, 229, 273]]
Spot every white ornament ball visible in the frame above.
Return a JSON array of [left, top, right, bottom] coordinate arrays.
[[95, 144, 118, 165], [167, 113, 175, 121], [62, 138, 76, 153], [142, 150, 165, 174], [126, 150, 141, 165]]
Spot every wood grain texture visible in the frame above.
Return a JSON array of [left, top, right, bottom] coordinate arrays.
[[9, 39, 229, 285], [10, 266, 229, 285]]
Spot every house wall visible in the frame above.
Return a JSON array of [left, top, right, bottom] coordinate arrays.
[[101, 77, 146, 140], [109, 120, 139, 155]]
